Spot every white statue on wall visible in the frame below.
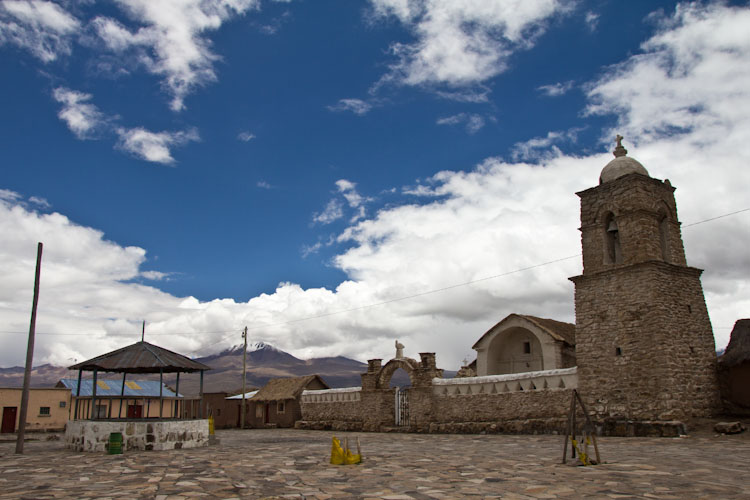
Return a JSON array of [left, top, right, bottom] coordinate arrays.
[[395, 340, 404, 359]]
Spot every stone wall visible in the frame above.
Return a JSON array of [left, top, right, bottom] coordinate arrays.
[[577, 174, 687, 275], [299, 388, 363, 430], [65, 419, 209, 452], [299, 369, 578, 434], [573, 262, 720, 421]]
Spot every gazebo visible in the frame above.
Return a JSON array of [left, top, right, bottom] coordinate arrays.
[[65, 340, 213, 452]]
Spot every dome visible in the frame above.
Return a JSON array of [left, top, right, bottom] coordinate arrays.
[[599, 135, 649, 184]]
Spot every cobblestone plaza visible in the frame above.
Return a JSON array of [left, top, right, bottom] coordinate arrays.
[[1, 426, 748, 499]]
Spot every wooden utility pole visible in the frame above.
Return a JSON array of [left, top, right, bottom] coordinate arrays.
[[16, 242, 43, 454], [241, 326, 248, 429]]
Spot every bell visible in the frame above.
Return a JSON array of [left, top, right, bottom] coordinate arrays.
[[607, 220, 618, 232]]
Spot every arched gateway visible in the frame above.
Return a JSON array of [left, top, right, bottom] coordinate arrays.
[[361, 353, 443, 428]]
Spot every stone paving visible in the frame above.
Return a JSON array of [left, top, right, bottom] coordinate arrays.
[[1, 425, 749, 499]]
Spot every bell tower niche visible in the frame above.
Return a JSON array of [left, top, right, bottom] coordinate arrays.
[[570, 136, 719, 422]]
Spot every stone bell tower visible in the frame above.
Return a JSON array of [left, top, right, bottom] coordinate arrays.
[[570, 136, 719, 422]]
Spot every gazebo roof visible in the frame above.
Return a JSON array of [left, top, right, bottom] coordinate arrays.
[[69, 341, 211, 374]]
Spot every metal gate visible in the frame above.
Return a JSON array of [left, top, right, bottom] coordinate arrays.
[[395, 388, 409, 426]]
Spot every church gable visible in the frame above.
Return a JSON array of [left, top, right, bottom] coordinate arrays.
[[473, 314, 575, 377]]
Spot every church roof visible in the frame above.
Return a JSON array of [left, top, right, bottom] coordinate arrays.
[[69, 341, 211, 374], [599, 135, 649, 184]]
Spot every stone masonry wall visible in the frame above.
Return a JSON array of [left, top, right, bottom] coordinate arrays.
[[65, 419, 209, 452], [578, 174, 687, 275], [430, 389, 572, 428], [572, 262, 720, 421], [300, 399, 362, 423]]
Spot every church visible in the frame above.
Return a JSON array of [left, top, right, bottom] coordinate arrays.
[[297, 137, 723, 435]]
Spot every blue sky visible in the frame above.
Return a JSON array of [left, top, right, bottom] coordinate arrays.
[[1, 0, 749, 369]]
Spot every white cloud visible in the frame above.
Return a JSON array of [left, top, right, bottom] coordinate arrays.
[[370, 0, 570, 88], [0, 0, 80, 62], [336, 179, 370, 209], [584, 11, 599, 31], [256, 180, 272, 189], [537, 80, 574, 97], [436, 112, 485, 134], [141, 270, 170, 280], [510, 128, 581, 161], [52, 87, 106, 139], [28, 196, 50, 208], [115, 126, 199, 164], [237, 131, 256, 141], [327, 98, 373, 116], [93, 0, 260, 111], [0, 189, 22, 202], [312, 198, 344, 225]]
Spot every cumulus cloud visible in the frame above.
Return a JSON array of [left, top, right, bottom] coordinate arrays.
[[0, 0, 80, 62], [327, 98, 373, 116], [52, 87, 106, 139], [370, 0, 570, 89], [257, 180, 272, 189], [92, 0, 260, 111], [1, 3, 748, 369], [115, 126, 199, 164], [436, 112, 485, 134]]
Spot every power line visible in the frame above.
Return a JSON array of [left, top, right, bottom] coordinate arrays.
[[683, 207, 749, 227]]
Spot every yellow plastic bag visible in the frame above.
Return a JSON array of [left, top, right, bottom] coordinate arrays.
[[344, 447, 361, 465], [330, 436, 344, 465], [343, 437, 362, 464]]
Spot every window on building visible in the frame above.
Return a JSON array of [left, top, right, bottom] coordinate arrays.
[[39, 406, 50, 416], [277, 401, 285, 414], [255, 403, 263, 418], [59, 401, 66, 408], [95, 404, 107, 419], [523, 341, 531, 354], [216, 408, 221, 417]]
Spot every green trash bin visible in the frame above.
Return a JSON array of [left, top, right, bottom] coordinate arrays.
[[108, 432, 123, 455]]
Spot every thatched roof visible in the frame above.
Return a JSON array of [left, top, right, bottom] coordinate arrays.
[[69, 341, 211, 374], [719, 319, 750, 367], [251, 375, 329, 402]]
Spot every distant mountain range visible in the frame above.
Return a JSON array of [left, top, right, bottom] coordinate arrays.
[[0, 342, 452, 395]]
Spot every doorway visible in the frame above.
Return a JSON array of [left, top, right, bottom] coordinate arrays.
[[127, 404, 143, 418], [1, 407, 17, 433]]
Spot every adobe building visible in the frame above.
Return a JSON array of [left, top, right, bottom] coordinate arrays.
[[0, 387, 71, 433], [247, 375, 328, 428], [297, 137, 724, 436], [718, 319, 750, 415]]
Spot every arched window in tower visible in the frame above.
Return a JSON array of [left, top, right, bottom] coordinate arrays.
[[604, 212, 622, 264], [659, 213, 671, 263]]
